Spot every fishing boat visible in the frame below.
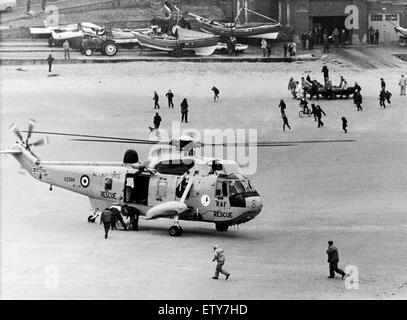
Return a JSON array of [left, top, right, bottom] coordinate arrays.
[[134, 26, 219, 57], [184, 3, 281, 40]]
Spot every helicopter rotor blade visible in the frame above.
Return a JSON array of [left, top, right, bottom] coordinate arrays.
[[30, 137, 49, 147], [21, 130, 161, 144], [9, 123, 24, 142], [70, 138, 164, 145], [201, 139, 356, 147]]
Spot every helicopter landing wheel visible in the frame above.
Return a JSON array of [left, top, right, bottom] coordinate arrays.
[[169, 225, 183, 237], [215, 223, 229, 232], [88, 215, 96, 223]]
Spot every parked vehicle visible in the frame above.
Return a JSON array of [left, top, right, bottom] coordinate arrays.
[[79, 34, 118, 56]]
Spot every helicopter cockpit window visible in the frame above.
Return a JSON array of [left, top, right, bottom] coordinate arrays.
[[104, 178, 112, 190], [241, 180, 255, 192], [228, 180, 244, 196]]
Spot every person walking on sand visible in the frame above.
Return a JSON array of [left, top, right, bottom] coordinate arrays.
[[341, 117, 348, 133], [282, 112, 291, 131], [326, 240, 347, 279], [212, 86, 220, 102], [165, 90, 174, 108], [180, 98, 188, 123], [153, 91, 160, 109], [380, 78, 386, 91], [212, 244, 230, 280], [278, 99, 287, 115], [100, 208, 112, 239], [379, 89, 386, 109], [63, 40, 71, 60], [153, 112, 162, 130], [288, 77, 297, 98], [46, 54, 54, 72], [315, 105, 326, 128], [353, 89, 363, 111], [399, 75, 406, 96]]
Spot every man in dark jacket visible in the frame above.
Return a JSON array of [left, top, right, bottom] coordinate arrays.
[[47, 54, 54, 72], [326, 240, 346, 279], [315, 105, 326, 128], [379, 89, 387, 108], [166, 90, 174, 108], [341, 117, 348, 133], [212, 86, 219, 102], [353, 89, 363, 111], [278, 99, 287, 115], [153, 112, 162, 129], [180, 98, 188, 123], [100, 208, 112, 239], [380, 78, 386, 91]]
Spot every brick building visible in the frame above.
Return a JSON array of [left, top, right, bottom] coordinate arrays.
[[223, 0, 407, 43]]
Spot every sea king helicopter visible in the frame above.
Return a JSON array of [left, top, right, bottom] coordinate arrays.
[[1, 120, 267, 236], [1, 121, 354, 236]]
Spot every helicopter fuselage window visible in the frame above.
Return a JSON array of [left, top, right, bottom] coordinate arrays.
[[104, 178, 112, 190], [215, 180, 228, 198]]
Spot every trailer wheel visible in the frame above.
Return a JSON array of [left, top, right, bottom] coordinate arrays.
[[172, 48, 183, 57], [84, 48, 93, 56], [103, 42, 118, 56]]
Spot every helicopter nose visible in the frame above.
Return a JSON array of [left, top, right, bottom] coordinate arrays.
[[245, 196, 263, 213]]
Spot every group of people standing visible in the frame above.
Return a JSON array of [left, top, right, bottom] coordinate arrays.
[[367, 27, 380, 45], [100, 205, 140, 239], [151, 86, 220, 130]]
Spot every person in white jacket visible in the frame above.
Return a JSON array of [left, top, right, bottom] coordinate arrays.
[[212, 244, 230, 280]]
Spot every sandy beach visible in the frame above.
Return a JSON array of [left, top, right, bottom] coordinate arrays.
[[1, 58, 407, 299]]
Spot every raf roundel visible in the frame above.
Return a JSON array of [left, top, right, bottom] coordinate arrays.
[[80, 175, 90, 188], [201, 194, 210, 207]]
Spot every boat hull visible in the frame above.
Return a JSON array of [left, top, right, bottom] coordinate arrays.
[[135, 32, 219, 56], [194, 20, 281, 39]]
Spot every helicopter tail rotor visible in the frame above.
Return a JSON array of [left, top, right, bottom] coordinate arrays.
[[9, 123, 24, 143], [25, 118, 36, 145], [9, 120, 49, 156]]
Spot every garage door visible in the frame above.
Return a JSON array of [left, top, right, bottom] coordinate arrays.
[[369, 13, 400, 43]]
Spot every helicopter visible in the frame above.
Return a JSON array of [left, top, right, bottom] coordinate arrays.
[[1, 121, 267, 237], [1, 121, 355, 236]]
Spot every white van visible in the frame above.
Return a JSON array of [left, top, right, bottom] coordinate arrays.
[[0, 0, 17, 13]]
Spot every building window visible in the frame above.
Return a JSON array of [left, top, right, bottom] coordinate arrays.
[[370, 14, 383, 21], [385, 14, 398, 21]]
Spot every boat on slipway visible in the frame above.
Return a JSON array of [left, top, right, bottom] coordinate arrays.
[[186, 4, 281, 40], [134, 26, 219, 57]]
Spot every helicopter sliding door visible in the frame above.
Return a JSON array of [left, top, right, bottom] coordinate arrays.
[[124, 173, 150, 205], [214, 179, 230, 209]]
